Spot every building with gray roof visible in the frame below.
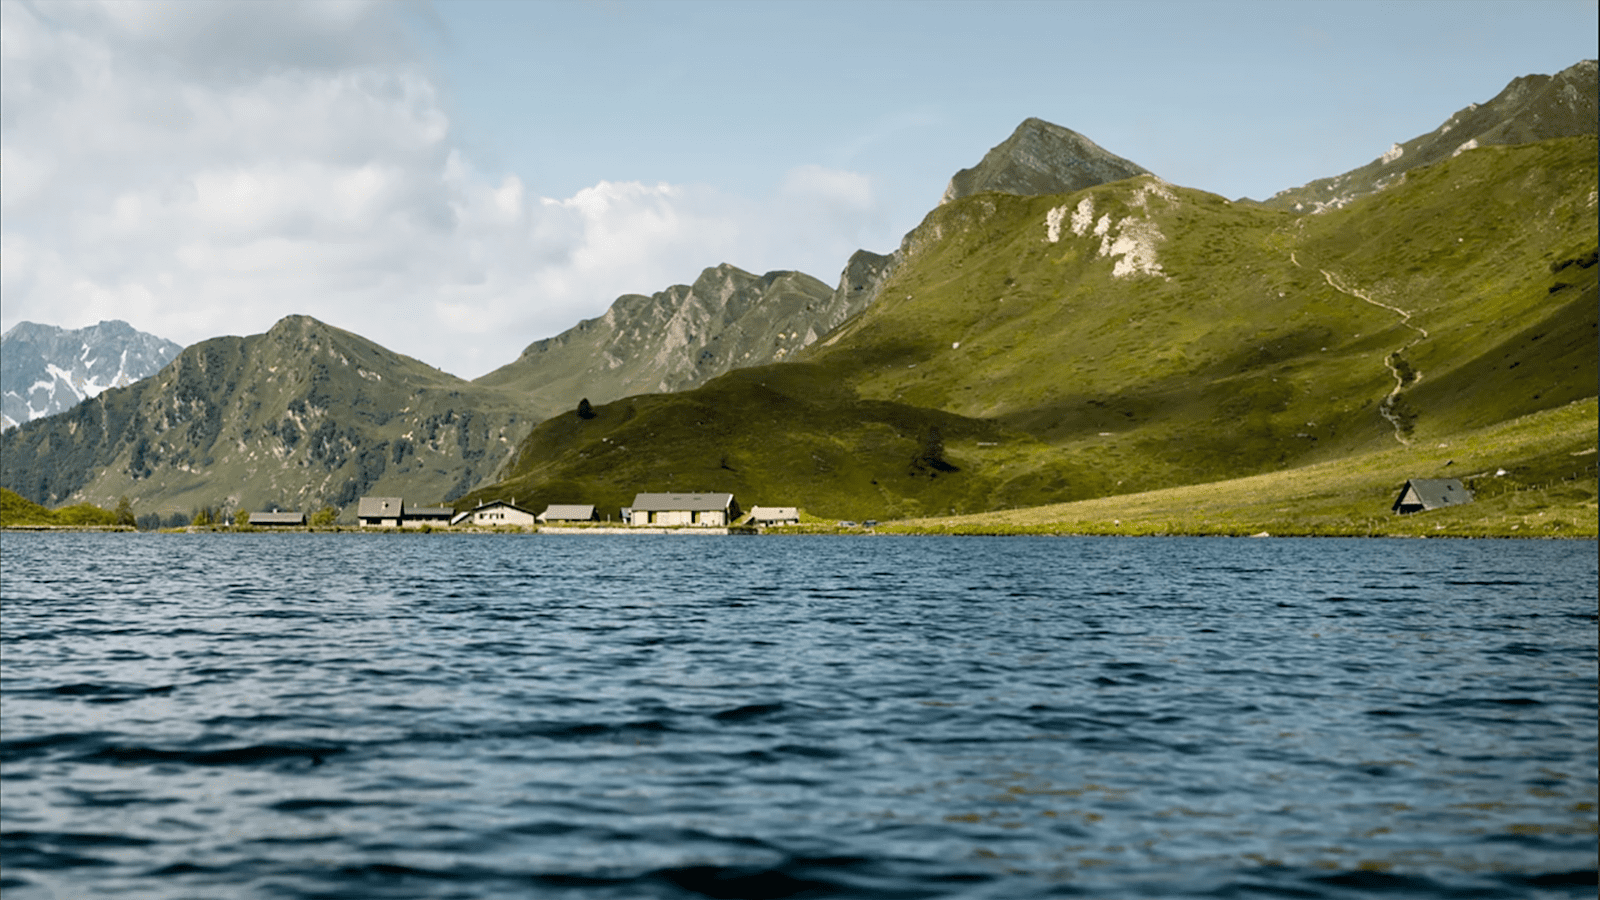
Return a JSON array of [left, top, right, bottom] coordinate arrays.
[[628, 492, 740, 527], [1391, 478, 1473, 514]]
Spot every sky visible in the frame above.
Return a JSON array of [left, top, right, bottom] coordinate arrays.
[[2, 0, 1596, 380]]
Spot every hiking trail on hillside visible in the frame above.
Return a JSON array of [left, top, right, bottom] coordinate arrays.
[[1290, 249, 1427, 444]]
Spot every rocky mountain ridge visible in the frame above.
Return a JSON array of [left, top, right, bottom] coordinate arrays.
[[5, 62, 1594, 522], [2, 320, 183, 431], [941, 118, 1151, 204], [475, 264, 850, 419], [1265, 59, 1597, 212], [0, 316, 530, 517]]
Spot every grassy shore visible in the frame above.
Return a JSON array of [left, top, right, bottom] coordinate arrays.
[[877, 398, 1597, 538]]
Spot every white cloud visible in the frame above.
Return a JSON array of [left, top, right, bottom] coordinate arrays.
[[0, 0, 896, 379]]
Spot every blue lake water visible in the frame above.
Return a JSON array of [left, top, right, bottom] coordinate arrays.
[[0, 532, 1595, 899]]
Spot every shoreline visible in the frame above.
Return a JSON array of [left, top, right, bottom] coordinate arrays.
[[2, 524, 1593, 540]]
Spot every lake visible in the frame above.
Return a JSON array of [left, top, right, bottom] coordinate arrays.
[[1, 533, 1595, 899]]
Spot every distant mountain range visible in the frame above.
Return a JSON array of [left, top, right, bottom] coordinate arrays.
[[1265, 59, 1597, 212], [2, 61, 1594, 522], [2, 320, 183, 431], [1, 316, 532, 516], [475, 264, 854, 420]]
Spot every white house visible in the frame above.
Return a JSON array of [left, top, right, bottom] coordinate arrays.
[[453, 500, 538, 527], [749, 506, 799, 526], [629, 492, 740, 527]]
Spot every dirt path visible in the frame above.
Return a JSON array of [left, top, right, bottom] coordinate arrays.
[[1290, 249, 1426, 444]]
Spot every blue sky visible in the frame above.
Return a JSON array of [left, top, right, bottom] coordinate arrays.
[[2, 0, 1594, 378]]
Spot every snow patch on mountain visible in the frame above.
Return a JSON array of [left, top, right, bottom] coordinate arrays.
[[2, 321, 183, 430]]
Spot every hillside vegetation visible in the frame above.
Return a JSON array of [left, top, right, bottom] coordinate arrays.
[[0, 487, 123, 529], [468, 136, 1597, 529], [0, 316, 532, 518]]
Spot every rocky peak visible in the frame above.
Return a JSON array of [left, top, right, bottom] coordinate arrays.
[[1, 319, 183, 431], [941, 118, 1152, 204], [1265, 59, 1598, 212], [474, 263, 840, 419]]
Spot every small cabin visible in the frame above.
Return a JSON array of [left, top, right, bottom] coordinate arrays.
[[453, 500, 538, 527], [538, 504, 598, 524], [357, 496, 454, 528], [249, 511, 306, 527], [629, 492, 740, 527], [749, 506, 799, 526], [402, 506, 454, 528], [357, 496, 404, 528], [1392, 478, 1473, 514]]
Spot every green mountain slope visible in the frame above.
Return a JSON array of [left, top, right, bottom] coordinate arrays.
[[0, 316, 532, 519], [472, 135, 1597, 521]]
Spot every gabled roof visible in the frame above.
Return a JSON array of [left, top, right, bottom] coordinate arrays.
[[1393, 478, 1472, 512], [405, 506, 454, 518], [540, 504, 596, 520], [630, 492, 735, 511], [357, 496, 403, 518], [749, 506, 799, 520], [472, 499, 537, 516], [249, 511, 305, 525]]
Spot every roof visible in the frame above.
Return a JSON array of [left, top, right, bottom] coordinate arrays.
[[357, 496, 403, 518], [1394, 478, 1472, 511], [540, 504, 596, 520], [472, 499, 537, 516], [750, 506, 799, 520], [405, 506, 454, 518], [630, 492, 736, 512], [249, 511, 305, 525]]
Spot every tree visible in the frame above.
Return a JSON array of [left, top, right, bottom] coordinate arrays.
[[309, 507, 338, 528], [114, 496, 135, 527], [234, 508, 250, 528], [191, 507, 212, 527], [577, 398, 596, 420], [911, 426, 959, 476]]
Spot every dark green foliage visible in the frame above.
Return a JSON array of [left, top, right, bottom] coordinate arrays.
[[577, 398, 596, 419]]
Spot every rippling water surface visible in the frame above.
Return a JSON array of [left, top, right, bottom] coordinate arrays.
[[1, 533, 1595, 899]]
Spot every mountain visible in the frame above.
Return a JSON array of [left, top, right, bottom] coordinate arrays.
[[828, 118, 1155, 336], [2, 320, 183, 431], [474, 264, 851, 419], [941, 117, 1151, 204], [0, 316, 531, 519], [1265, 59, 1598, 213], [464, 133, 1597, 521]]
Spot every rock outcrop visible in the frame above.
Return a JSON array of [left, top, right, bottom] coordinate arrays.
[[475, 264, 844, 419], [941, 117, 1152, 205]]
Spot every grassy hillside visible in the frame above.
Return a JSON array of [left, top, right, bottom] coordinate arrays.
[[0, 316, 532, 519], [882, 398, 1597, 537], [0, 487, 122, 529], [473, 136, 1597, 530]]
